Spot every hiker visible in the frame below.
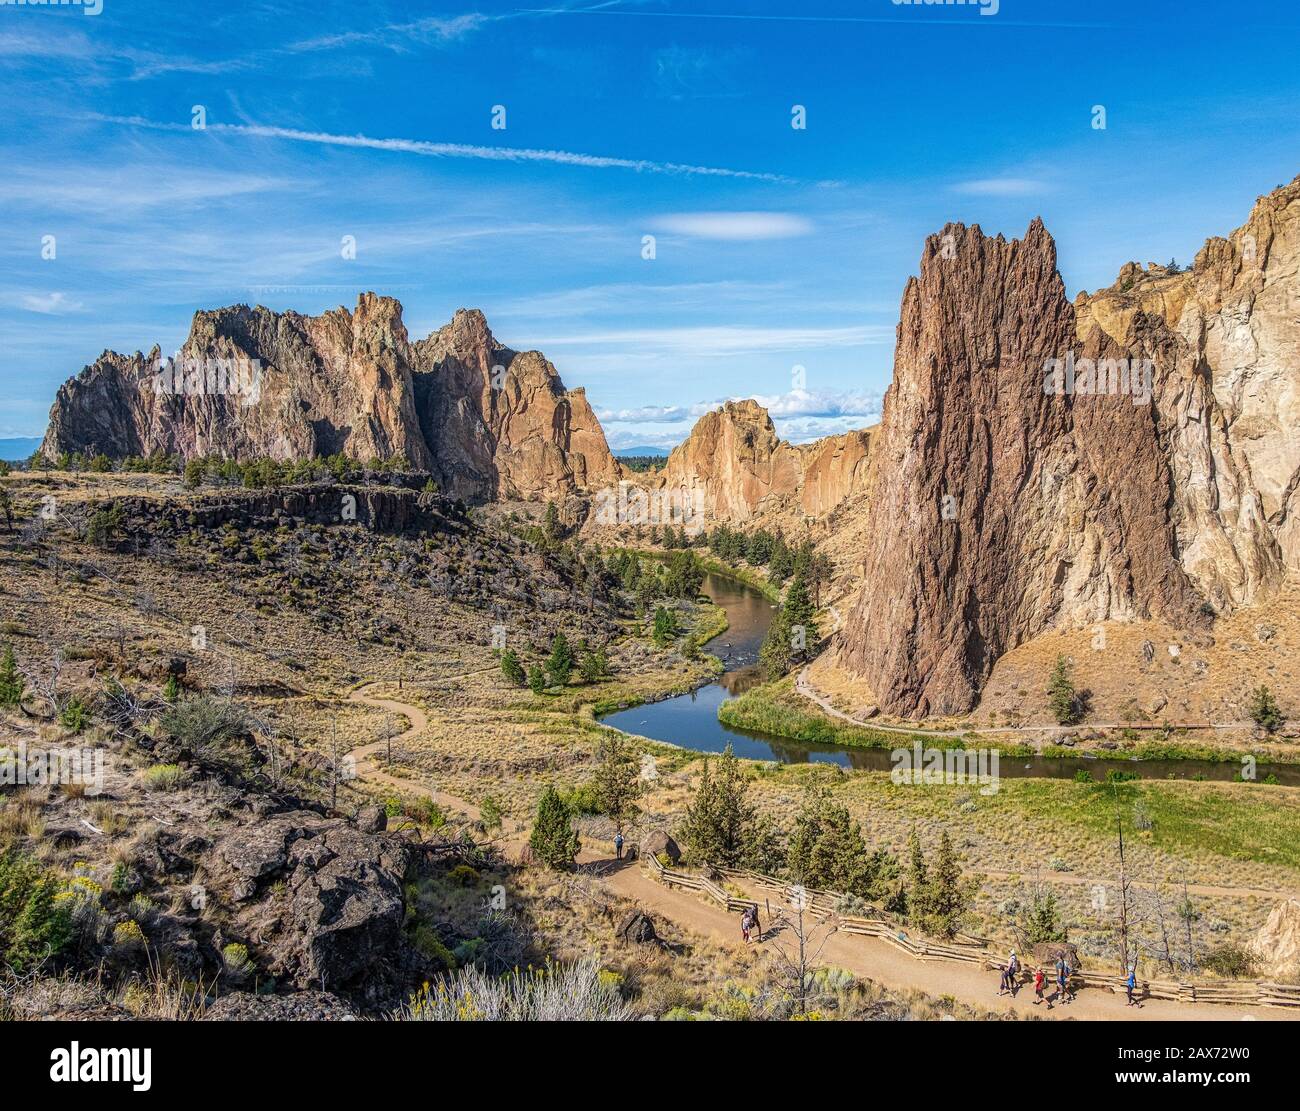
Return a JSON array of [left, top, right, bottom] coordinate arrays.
[[750, 905, 762, 942], [740, 907, 753, 943], [1007, 950, 1020, 996], [1033, 967, 1048, 1007], [1126, 966, 1141, 1008], [1055, 956, 1068, 1004], [614, 832, 624, 861]]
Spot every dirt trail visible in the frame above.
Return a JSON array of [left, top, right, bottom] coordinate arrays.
[[346, 682, 483, 822], [795, 667, 1248, 736], [343, 682, 1297, 1022]]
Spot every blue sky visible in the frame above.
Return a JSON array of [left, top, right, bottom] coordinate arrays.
[[2, 0, 1299, 450]]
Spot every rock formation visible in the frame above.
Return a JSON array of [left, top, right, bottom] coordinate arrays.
[[39, 298, 619, 504], [839, 219, 1204, 717], [840, 178, 1300, 717], [631, 399, 872, 527]]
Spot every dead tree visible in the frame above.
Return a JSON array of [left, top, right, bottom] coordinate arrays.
[[769, 887, 839, 1016]]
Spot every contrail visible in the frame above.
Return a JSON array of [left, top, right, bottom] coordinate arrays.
[[90, 115, 808, 185]]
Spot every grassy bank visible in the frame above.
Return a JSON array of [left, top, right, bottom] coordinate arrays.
[[719, 676, 1034, 755]]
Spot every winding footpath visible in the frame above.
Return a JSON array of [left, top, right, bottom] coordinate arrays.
[[338, 680, 1299, 1022]]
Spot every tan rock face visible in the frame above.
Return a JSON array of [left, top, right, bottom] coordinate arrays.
[[40, 299, 619, 504], [627, 399, 872, 529], [1077, 178, 1300, 606], [838, 219, 1203, 717]]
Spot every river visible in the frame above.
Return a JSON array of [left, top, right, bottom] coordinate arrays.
[[596, 573, 1300, 785]]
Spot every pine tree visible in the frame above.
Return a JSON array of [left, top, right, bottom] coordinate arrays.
[[592, 733, 640, 836], [0, 644, 24, 707], [162, 673, 180, 703], [529, 786, 580, 870], [906, 827, 929, 924], [1048, 655, 1080, 725], [678, 745, 759, 868], [782, 570, 819, 655], [1248, 684, 1285, 733], [527, 665, 547, 694], [500, 649, 526, 687], [543, 501, 562, 541], [545, 633, 574, 687], [918, 830, 976, 940], [652, 606, 677, 647]]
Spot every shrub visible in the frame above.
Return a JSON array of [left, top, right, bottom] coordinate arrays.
[[112, 919, 145, 948], [141, 764, 189, 791], [57, 696, 90, 733], [159, 696, 249, 757], [0, 850, 73, 972], [221, 942, 253, 976], [1201, 943, 1258, 979], [1248, 685, 1285, 733], [397, 958, 632, 1021]]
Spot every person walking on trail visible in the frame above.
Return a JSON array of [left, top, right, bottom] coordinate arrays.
[[1126, 966, 1141, 1008], [750, 905, 762, 943], [1033, 967, 1048, 1007], [740, 907, 753, 944], [1007, 950, 1020, 996], [1055, 956, 1069, 1005], [614, 832, 624, 861]]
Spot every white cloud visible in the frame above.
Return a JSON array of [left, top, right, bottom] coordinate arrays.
[[950, 177, 1048, 197], [650, 211, 814, 240], [19, 292, 83, 315]]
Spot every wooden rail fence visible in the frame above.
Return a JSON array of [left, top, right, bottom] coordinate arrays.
[[641, 855, 1300, 1009]]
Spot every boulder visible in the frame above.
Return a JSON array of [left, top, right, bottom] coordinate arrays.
[[615, 911, 659, 945], [355, 804, 387, 834], [640, 830, 681, 865]]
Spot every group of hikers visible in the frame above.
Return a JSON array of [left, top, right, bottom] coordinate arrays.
[[998, 950, 1076, 1009], [998, 950, 1144, 1009]]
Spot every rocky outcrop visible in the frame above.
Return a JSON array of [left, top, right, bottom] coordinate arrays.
[[1076, 178, 1300, 606], [411, 307, 621, 500], [630, 400, 872, 527], [841, 179, 1300, 717], [39, 299, 619, 504], [839, 218, 1204, 717]]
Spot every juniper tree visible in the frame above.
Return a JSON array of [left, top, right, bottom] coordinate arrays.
[[529, 786, 580, 870], [591, 732, 640, 837], [545, 633, 573, 686], [1048, 655, 1080, 725], [0, 644, 23, 706], [1248, 684, 1284, 733], [679, 744, 761, 869], [500, 649, 526, 687]]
